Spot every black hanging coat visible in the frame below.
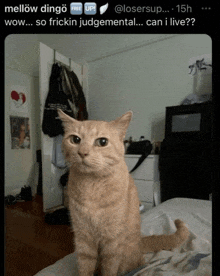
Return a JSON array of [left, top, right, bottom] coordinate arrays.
[[61, 66, 88, 121], [42, 63, 88, 137]]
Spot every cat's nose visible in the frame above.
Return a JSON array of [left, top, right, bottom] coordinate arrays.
[[78, 151, 89, 158]]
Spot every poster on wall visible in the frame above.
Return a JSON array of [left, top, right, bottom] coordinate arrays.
[[10, 116, 30, 149], [10, 87, 28, 114]]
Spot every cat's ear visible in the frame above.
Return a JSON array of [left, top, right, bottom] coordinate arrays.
[[112, 111, 133, 139], [57, 109, 79, 130]]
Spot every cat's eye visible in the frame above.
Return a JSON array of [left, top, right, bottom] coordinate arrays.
[[95, 137, 108, 147], [70, 135, 81, 144]]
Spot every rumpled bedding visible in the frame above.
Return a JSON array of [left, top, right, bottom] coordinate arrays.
[[133, 198, 212, 276], [35, 198, 211, 276]]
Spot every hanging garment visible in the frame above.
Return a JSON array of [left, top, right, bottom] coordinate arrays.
[[42, 63, 74, 137], [61, 66, 88, 121], [42, 63, 88, 137], [60, 170, 69, 187], [51, 135, 67, 169]]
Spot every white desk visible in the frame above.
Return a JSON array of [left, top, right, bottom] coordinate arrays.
[[125, 154, 161, 209]]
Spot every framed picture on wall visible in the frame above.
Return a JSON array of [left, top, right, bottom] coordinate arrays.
[[10, 116, 30, 149], [10, 87, 28, 114]]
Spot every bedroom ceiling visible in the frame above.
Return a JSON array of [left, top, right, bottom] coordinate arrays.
[[5, 34, 178, 77]]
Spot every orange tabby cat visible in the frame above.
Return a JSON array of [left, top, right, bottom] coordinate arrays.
[[58, 109, 189, 276]]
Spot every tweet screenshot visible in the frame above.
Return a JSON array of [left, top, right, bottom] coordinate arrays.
[[3, 3, 218, 276], [3, 3, 212, 29]]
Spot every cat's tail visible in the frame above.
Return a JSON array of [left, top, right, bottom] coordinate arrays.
[[141, 219, 189, 253]]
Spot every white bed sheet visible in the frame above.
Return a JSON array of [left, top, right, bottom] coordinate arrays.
[[136, 198, 212, 276], [35, 198, 212, 276]]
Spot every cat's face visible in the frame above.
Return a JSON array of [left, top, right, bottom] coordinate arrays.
[[58, 110, 132, 176]]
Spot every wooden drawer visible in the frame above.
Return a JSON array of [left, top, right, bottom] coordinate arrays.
[[135, 180, 153, 203], [125, 155, 159, 181]]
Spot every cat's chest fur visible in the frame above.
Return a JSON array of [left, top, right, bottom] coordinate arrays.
[[68, 162, 130, 238]]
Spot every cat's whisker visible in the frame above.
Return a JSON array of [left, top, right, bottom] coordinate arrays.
[[89, 158, 114, 176]]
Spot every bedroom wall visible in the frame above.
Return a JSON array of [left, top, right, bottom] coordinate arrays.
[[88, 34, 212, 142], [5, 68, 40, 196]]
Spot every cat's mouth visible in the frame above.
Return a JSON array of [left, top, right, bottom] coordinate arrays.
[[81, 159, 91, 167], [79, 158, 94, 169], [76, 159, 98, 174]]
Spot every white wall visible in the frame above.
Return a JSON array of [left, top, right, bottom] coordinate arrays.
[[5, 68, 39, 195], [88, 34, 212, 141]]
